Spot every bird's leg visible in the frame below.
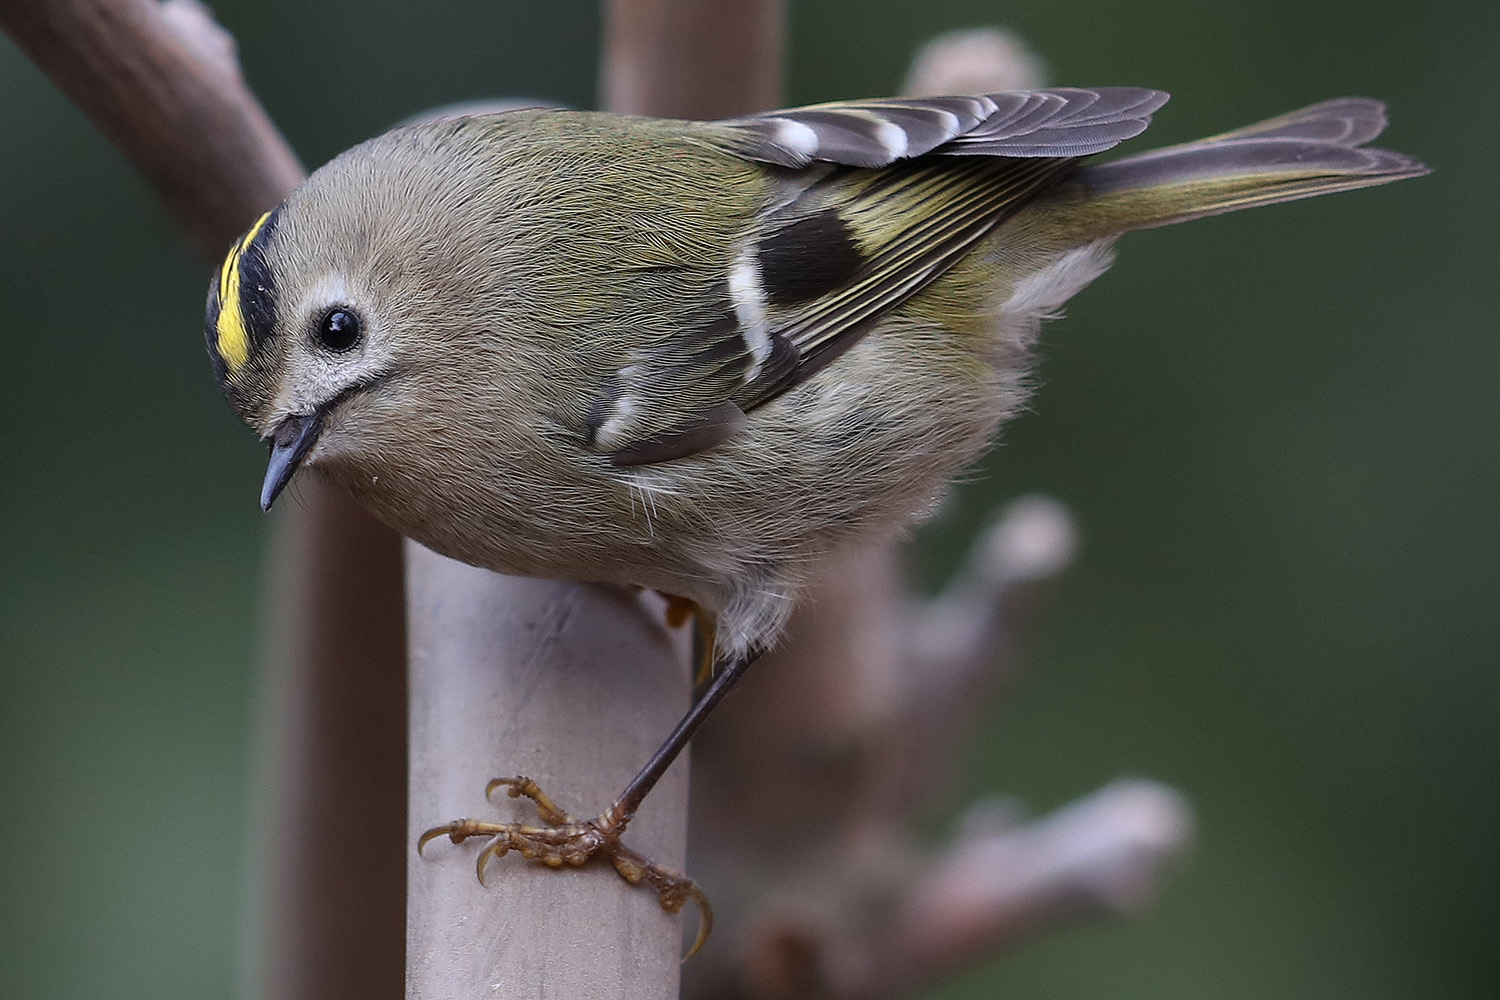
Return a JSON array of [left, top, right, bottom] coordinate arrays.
[[419, 645, 761, 957]]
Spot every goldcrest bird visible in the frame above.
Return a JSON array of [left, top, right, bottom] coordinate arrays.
[[206, 87, 1424, 944]]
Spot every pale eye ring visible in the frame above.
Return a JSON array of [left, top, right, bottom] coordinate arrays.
[[316, 308, 362, 353]]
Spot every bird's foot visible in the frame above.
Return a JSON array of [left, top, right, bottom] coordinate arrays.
[[419, 776, 713, 958]]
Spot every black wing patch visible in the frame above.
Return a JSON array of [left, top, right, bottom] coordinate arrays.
[[756, 209, 866, 306]]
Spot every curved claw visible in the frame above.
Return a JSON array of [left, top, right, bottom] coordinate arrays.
[[485, 776, 523, 800], [681, 888, 714, 962], [476, 837, 511, 884], [613, 844, 715, 960], [416, 826, 445, 856], [418, 817, 502, 856]]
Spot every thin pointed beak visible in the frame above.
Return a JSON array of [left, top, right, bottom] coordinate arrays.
[[261, 410, 325, 511]]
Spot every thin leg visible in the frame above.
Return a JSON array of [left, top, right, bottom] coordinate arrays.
[[606, 647, 761, 829]]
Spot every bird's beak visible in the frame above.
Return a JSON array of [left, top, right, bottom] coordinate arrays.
[[261, 410, 325, 511]]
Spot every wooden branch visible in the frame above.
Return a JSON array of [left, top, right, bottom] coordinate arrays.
[[0, 0, 302, 256], [685, 503, 1193, 1000], [601, 0, 783, 119], [256, 482, 407, 1000], [0, 4, 409, 998], [405, 2, 785, 998], [406, 555, 694, 997], [866, 780, 1192, 997]]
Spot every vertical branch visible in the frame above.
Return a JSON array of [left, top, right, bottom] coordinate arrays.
[[600, 0, 782, 119], [405, 2, 783, 998], [0, 3, 409, 998], [256, 483, 407, 1000], [405, 560, 693, 998]]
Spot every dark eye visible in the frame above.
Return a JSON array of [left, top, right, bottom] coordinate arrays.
[[317, 308, 361, 352]]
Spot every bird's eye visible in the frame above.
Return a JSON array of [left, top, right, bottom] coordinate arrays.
[[317, 308, 362, 353]]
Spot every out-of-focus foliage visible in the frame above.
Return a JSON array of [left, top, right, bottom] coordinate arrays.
[[0, 2, 1491, 998]]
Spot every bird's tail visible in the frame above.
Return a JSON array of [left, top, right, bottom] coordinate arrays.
[[1071, 98, 1428, 232]]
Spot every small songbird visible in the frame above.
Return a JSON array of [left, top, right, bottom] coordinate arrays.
[[205, 88, 1425, 947]]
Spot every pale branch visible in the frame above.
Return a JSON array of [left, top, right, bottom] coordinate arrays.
[[404, 2, 786, 998], [874, 781, 1193, 985], [406, 555, 694, 999], [685, 501, 1193, 1000], [713, 781, 1192, 1000]]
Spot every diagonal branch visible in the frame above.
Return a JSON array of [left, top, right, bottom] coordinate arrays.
[[0, 0, 301, 256]]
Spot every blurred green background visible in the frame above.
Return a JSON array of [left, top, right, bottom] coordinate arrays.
[[0, 1, 1492, 997]]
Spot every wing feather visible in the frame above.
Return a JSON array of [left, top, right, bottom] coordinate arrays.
[[721, 87, 1168, 167]]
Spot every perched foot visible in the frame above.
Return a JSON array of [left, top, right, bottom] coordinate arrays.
[[419, 776, 713, 958]]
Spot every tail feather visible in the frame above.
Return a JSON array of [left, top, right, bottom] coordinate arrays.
[[1076, 98, 1429, 231], [1191, 97, 1391, 146]]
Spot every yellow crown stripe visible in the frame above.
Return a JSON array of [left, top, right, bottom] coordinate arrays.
[[214, 210, 272, 376]]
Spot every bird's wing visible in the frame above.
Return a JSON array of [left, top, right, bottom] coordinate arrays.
[[586, 88, 1168, 466]]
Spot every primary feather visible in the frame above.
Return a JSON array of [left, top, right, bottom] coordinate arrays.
[[719, 87, 1168, 166]]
